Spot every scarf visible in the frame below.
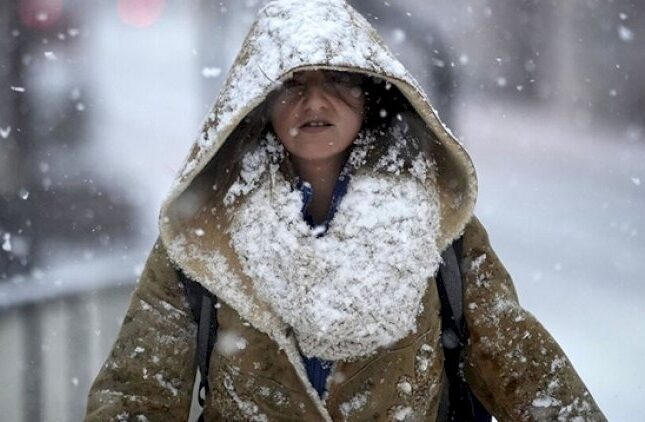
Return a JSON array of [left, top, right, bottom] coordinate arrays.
[[227, 132, 442, 360]]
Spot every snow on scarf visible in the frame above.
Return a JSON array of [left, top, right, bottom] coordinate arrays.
[[226, 132, 442, 361]]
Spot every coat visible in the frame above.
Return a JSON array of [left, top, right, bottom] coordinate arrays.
[[85, 0, 606, 420]]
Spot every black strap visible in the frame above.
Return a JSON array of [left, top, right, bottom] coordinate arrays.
[[438, 238, 467, 349], [177, 269, 218, 419], [436, 237, 492, 422]]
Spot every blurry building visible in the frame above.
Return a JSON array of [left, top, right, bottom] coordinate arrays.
[[0, 0, 135, 280], [409, 0, 645, 129]]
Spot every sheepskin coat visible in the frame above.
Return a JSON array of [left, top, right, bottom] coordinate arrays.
[[85, 0, 606, 420]]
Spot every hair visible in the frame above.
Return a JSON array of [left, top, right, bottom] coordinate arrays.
[[361, 75, 409, 130]]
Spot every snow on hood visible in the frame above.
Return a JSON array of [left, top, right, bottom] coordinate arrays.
[[157, 1, 477, 417]]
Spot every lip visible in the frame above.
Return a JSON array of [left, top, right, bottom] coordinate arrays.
[[299, 125, 333, 134]]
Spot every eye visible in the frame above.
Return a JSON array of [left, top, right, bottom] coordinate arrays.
[[278, 78, 305, 99], [282, 79, 303, 89], [327, 72, 363, 89], [328, 72, 351, 85]]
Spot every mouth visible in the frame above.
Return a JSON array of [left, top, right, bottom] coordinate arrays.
[[298, 119, 334, 135], [300, 120, 333, 128], [298, 120, 333, 134]]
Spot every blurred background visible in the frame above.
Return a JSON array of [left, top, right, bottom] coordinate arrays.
[[0, 0, 643, 420]]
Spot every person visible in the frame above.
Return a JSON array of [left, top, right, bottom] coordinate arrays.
[[85, 0, 606, 420]]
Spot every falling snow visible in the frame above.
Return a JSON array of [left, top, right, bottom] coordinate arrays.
[[0, 126, 11, 139], [618, 25, 634, 42], [2, 233, 12, 252], [201, 67, 222, 78], [1, 1, 641, 420]]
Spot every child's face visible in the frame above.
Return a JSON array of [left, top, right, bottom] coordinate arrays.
[[269, 70, 365, 162]]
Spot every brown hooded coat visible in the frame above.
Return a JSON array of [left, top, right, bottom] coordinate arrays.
[[85, 1, 606, 420]]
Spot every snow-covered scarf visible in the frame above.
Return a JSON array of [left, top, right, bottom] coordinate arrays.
[[226, 131, 443, 361]]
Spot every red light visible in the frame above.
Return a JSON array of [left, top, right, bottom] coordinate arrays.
[[19, 0, 64, 30], [117, 0, 165, 28]]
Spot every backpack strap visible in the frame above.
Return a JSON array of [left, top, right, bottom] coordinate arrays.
[[438, 237, 467, 349], [436, 237, 492, 422], [177, 269, 218, 421]]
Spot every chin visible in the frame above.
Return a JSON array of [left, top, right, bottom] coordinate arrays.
[[292, 148, 348, 162]]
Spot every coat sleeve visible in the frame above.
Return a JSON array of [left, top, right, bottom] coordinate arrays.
[[85, 239, 198, 421], [459, 216, 606, 421]]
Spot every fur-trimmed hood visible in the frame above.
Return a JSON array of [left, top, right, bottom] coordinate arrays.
[[157, 1, 477, 418]]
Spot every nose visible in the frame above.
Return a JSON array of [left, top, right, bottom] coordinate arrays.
[[302, 80, 329, 112]]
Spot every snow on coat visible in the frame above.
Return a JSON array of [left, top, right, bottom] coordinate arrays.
[[227, 131, 443, 361], [86, 0, 606, 420]]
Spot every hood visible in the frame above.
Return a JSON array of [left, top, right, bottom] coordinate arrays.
[[158, 0, 477, 418]]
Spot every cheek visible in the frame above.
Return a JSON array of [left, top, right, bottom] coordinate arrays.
[[270, 103, 290, 140], [269, 104, 301, 156], [347, 98, 365, 130], [340, 90, 365, 111]]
